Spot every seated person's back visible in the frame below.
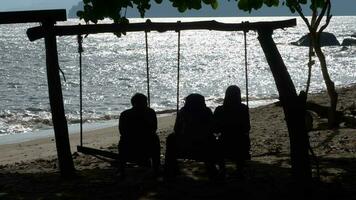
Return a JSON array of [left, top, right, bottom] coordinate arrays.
[[119, 93, 159, 161], [214, 85, 251, 161], [164, 94, 218, 178], [175, 94, 213, 145], [171, 93, 214, 159], [119, 104, 156, 144]]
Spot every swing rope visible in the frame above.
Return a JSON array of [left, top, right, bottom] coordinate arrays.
[[243, 22, 249, 107], [77, 34, 84, 147], [145, 31, 151, 107], [244, 30, 249, 107], [177, 29, 181, 112]]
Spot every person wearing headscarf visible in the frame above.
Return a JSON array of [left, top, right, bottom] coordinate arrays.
[[164, 93, 217, 179], [214, 85, 251, 176]]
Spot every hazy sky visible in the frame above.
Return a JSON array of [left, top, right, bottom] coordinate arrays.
[[0, 0, 355, 16], [0, 0, 78, 11]]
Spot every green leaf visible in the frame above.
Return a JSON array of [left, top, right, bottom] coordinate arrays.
[[238, 0, 251, 12], [298, 0, 307, 4], [178, 5, 187, 12], [264, 0, 279, 7], [174, 0, 188, 12], [252, 0, 264, 10], [77, 10, 84, 18], [211, 0, 219, 9], [190, 0, 202, 10], [310, 0, 326, 9]]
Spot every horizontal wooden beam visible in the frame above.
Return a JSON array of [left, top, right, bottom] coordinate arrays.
[[27, 18, 296, 41], [0, 9, 66, 25]]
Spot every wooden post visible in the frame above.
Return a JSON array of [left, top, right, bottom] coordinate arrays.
[[43, 22, 75, 176], [257, 29, 311, 183]]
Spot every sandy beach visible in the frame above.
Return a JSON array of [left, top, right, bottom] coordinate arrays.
[[0, 85, 355, 199]]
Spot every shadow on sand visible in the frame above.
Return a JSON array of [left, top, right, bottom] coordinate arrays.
[[0, 156, 355, 200]]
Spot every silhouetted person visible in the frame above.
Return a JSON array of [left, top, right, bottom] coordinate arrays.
[[118, 93, 160, 179], [214, 85, 251, 177], [164, 93, 217, 179]]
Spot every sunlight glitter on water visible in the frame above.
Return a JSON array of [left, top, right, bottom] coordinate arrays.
[[0, 16, 356, 135]]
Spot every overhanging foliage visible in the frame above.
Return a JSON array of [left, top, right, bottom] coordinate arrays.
[[77, 0, 328, 23]]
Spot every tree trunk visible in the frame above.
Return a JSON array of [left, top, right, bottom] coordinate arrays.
[[257, 29, 312, 183], [44, 22, 75, 176], [305, 45, 314, 95], [314, 32, 339, 128]]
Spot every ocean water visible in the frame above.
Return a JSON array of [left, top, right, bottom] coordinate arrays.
[[0, 16, 355, 136]]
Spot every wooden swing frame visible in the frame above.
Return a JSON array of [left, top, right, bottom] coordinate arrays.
[[1, 9, 311, 181]]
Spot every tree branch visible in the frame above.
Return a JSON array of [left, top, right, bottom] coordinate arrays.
[[292, 2, 312, 31], [310, 0, 317, 28], [314, 0, 329, 31], [319, 0, 332, 33]]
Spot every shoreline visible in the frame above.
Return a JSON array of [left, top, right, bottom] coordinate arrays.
[[2, 81, 355, 141], [0, 98, 279, 145], [0, 114, 176, 165], [0, 113, 175, 146]]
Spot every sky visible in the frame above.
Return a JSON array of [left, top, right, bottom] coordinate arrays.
[[0, 0, 78, 11], [0, 0, 355, 16]]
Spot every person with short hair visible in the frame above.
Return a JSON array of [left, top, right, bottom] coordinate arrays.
[[118, 93, 160, 179]]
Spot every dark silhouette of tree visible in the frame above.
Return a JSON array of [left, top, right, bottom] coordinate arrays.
[[283, 1, 337, 128]]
